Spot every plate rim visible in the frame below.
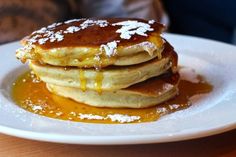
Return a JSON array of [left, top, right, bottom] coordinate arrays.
[[0, 118, 235, 145]]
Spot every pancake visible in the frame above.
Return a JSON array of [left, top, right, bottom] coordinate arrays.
[[16, 18, 165, 68], [16, 18, 180, 109], [29, 56, 170, 91], [47, 72, 180, 108], [29, 42, 177, 91]]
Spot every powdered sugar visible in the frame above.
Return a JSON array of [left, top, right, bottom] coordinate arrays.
[[169, 104, 180, 110], [63, 20, 108, 34], [112, 20, 154, 39], [28, 19, 109, 46], [134, 41, 158, 56], [16, 43, 35, 60], [100, 40, 120, 57], [78, 113, 140, 123], [33, 22, 62, 35], [18, 19, 158, 60], [47, 22, 62, 29], [33, 27, 47, 34], [100, 20, 155, 57], [80, 19, 109, 29], [163, 83, 174, 91], [38, 38, 49, 45], [156, 107, 168, 115], [148, 19, 155, 24], [79, 113, 104, 120], [32, 105, 43, 111], [50, 31, 64, 42], [64, 18, 85, 24], [29, 22, 65, 46], [107, 114, 140, 123], [29, 34, 42, 43], [64, 26, 81, 34]]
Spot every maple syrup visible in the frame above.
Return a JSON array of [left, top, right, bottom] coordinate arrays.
[[11, 70, 213, 124], [79, 69, 86, 91]]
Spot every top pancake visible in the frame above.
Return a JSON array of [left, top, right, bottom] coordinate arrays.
[[16, 18, 165, 68]]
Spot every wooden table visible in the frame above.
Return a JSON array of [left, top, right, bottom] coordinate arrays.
[[0, 129, 236, 157]]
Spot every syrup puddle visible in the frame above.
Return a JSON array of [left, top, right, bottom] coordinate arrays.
[[11, 67, 213, 124]]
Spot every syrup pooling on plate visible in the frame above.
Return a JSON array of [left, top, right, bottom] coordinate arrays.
[[11, 68, 213, 124]]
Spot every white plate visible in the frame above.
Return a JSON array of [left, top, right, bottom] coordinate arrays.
[[0, 33, 236, 145]]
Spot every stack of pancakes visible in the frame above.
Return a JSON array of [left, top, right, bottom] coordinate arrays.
[[16, 18, 179, 108]]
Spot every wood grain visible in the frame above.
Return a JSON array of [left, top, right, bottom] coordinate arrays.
[[0, 129, 236, 157]]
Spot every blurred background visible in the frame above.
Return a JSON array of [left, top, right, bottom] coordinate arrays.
[[0, 0, 235, 44]]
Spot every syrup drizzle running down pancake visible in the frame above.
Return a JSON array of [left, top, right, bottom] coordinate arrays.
[[28, 42, 177, 92]]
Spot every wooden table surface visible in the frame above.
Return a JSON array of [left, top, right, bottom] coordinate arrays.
[[0, 129, 236, 157]]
